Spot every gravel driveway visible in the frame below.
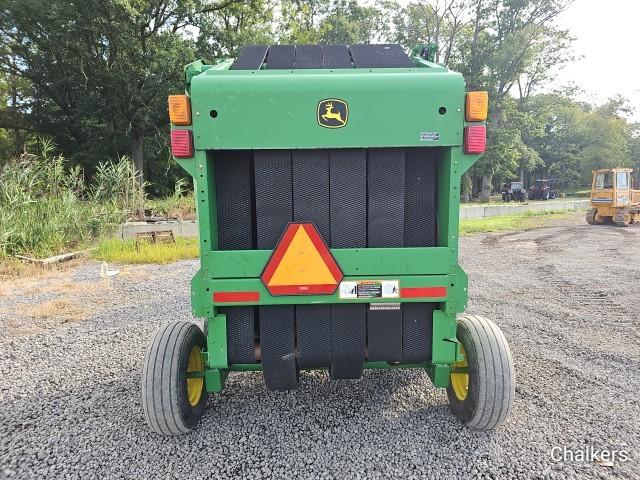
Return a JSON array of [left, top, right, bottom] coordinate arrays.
[[1, 215, 638, 479]]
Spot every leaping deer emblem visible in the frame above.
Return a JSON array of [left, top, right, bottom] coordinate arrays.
[[321, 102, 345, 126]]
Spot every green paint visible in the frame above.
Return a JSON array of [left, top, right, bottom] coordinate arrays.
[[189, 68, 465, 150], [206, 314, 228, 369], [427, 364, 451, 387], [205, 275, 456, 306], [204, 369, 228, 393], [174, 48, 486, 394], [204, 247, 455, 278]]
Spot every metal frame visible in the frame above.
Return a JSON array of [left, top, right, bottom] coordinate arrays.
[[176, 51, 484, 393]]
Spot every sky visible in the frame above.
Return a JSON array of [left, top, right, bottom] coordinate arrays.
[[381, 0, 640, 120], [554, 0, 640, 119]]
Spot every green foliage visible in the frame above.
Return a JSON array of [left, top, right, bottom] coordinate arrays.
[[483, 96, 544, 180], [576, 102, 631, 179], [459, 210, 579, 236], [278, 0, 385, 44], [386, 1, 467, 65], [0, 141, 138, 259], [93, 237, 199, 264], [145, 179, 196, 219], [318, 1, 385, 44], [0, 0, 637, 201], [524, 92, 634, 187], [89, 157, 146, 213], [196, 0, 276, 58], [0, 0, 246, 193]]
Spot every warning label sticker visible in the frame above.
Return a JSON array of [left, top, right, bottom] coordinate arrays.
[[339, 280, 399, 299], [419, 131, 440, 142]]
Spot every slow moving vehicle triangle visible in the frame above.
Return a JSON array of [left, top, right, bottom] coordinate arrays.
[[261, 222, 343, 295]]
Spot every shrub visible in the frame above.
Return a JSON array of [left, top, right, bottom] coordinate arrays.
[[0, 140, 141, 258]]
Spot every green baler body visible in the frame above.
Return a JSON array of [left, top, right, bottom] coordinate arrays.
[[173, 46, 483, 392]]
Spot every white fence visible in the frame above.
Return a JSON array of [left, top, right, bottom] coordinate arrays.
[[460, 199, 589, 219], [121, 199, 590, 237], [121, 220, 198, 239]]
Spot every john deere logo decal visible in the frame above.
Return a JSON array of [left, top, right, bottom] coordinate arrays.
[[318, 99, 348, 128]]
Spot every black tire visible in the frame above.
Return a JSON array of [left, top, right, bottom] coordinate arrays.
[[613, 209, 631, 227], [142, 321, 208, 435], [447, 315, 515, 430]]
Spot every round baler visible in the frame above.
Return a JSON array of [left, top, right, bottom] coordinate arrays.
[[142, 44, 515, 435]]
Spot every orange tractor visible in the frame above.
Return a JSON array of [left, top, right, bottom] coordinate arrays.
[[586, 168, 640, 226]]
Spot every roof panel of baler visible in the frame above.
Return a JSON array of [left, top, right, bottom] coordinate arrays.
[[229, 44, 414, 70]]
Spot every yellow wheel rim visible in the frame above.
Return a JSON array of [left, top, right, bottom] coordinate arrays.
[[186, 345, 204, 407], [450, 344, 469, 401]]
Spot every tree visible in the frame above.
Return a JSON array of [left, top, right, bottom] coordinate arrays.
[[575, 99, 631, 181], [386, 0, 573, 199], [466, 0, 573, 199], [196, 0, 276, 58], [0, 0, 249, 190], [523, 92, 584, 188], [630, 123, 640, 182], [278, 0, 385, 44], [387, 0, 469, 66], [278, 0, 331, 43], [319, 0, 385, 44]]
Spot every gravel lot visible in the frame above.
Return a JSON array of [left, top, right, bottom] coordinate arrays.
[[1, 214, 639, 479]]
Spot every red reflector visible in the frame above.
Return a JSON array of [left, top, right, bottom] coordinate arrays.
[[213, 291, 260, 303], [464, 125, 486, 154], [171, 130, 194, 158], [401, 287, 447, 298]]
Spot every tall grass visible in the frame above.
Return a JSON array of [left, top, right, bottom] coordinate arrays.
[[93, 237, 199, 264], [459, 209, 579, 236], [145, 178, 196, 219], [0, 140, 143, 259]]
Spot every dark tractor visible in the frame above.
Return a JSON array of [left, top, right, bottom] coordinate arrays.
[[529, 179, 557, 201], [501, 181, 527, 202]]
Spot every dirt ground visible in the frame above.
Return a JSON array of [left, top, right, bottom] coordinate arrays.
[[1, 213, 639, 479]]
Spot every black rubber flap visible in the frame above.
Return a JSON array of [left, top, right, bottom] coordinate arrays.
[[402, 303, 434, 362], [260, 306, 298, 390], [349, 44, 413, 68], [367, 306, 402, 362], [254, 150, 293, 249], [222, 306, 257, 364], [215, 151, 254, 250], [367, 148, 405, 247], [266, 45, 296, 69], [329, 149, 367, 248], [322, 45, 352, 68], [404, 148, 438, 247], [330, 304, 366, 379], [230, 45, 268, 70], [292, 150, 330, 240], [296, 305, 332, 368], [295, 45, 324, 68], [230, 44, 412, 70]]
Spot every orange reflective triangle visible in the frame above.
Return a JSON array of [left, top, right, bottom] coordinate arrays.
[[261, 223, 343, 296], [269, 225, 336, 285]]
